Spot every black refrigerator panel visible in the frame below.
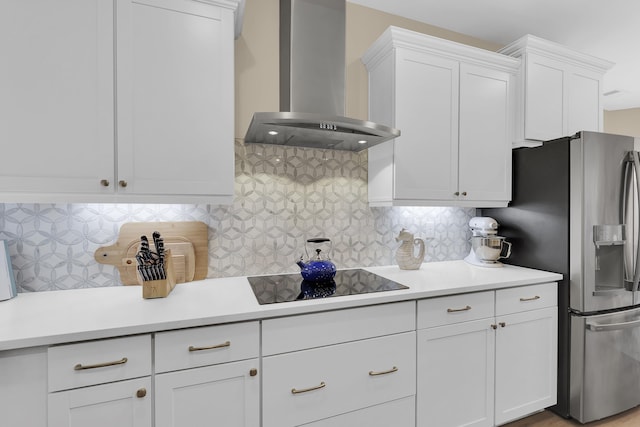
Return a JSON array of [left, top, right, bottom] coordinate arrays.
[[481, 137, 571, 417], [483, 138, 570, 275]]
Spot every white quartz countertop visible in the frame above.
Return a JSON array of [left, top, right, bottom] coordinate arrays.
[[0, 260, 562, 351]]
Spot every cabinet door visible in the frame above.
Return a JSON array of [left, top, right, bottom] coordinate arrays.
[[394, 49, 459, 201], [0, 347, 47, 427], [116, 0, 234, 197], [458, 63, 512, 202], [494, 307, 558, 425], [417, 319, 495, 427], [48, 377, 151, 427], [524, 53, 565, 141], [567, 68, 603, 135], [155, 359, 260, 427], [0, 0, 114, 195]]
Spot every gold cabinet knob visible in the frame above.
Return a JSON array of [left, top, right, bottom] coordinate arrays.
[[100, 179, 110, 187], [119, 180, 128, 188], [249, 368, 258, 377], [136, 388, 147, 398], [461, 191, 467, 196], [454, 191, 460, 196]]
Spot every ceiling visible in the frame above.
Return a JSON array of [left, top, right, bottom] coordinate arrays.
[[349, 0, 640, 111]]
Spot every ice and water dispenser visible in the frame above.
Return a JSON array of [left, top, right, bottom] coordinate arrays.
[[593, 224, 627, 292]]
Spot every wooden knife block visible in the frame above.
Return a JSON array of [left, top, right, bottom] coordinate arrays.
[[139, 249, 177, 299]]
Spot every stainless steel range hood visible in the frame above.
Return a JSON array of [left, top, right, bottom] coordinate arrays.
[[243, 0, 399, 152]]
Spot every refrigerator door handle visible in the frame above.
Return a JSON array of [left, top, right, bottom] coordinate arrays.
[[622, 151, 640, 291], [587, 317, 640, 332]]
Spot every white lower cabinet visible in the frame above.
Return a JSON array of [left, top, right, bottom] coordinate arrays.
[[263, 332, 416, 427], [45, 322, 260, 427], [494, 307, 558, 425], [262, 302, 417, 427], [418, 319, 495, 427], [0, 347, 48, 427], [2, 286, 560, 427], [417, 283, 558, 427], [47, 335, 153, 427], [48, 377, 152, 427], [155, 359, 260, 427], [154, 321, 260, 427]]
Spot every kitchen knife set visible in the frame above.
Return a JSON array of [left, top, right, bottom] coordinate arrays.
[[136, 231, 166, 281]]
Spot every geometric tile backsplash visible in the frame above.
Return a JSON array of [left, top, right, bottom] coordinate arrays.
[[0, 142, 475, 293]]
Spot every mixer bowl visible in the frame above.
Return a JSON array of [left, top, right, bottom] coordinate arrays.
[[471, 236, 511, 262]]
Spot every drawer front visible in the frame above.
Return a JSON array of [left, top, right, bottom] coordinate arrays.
[[418, 291, 495, 329], [496, 282, 557, 316], [303, 396, 415, 427], [262, 331, 416, 427], [155, 321, 259, 373], [262, 301, 415, 356], [48, 334, 151, 392]]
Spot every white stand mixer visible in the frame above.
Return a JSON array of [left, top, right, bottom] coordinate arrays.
[[464, 217, 512, 268]]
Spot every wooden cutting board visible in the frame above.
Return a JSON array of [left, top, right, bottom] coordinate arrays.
[[94, 221, 208, 285]]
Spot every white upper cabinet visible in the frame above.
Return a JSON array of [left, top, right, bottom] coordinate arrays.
[[116, 0, 236, 201], [499, 35, 613, 147], [363, 27, 518, 207], [0, 0, 241, 204], [0, 0, 115, 196], [458, 63, 513, 202]]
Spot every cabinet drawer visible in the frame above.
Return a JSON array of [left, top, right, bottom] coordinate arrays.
[[48, 335, 151, 392], [154, 321, 259, 373], [418, 291, 494, 329], [262, 301, 415, 356], [262, 331, 416, 427], [303, 396, 415, 427], [496, 282, 557, 316]]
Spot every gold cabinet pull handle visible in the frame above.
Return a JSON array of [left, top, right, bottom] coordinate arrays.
[[291, 382, 326, 394], [74, 357, 128, 370], [520, 295, 541, 302], [447, 305, 471, 313], [369, 366, 398, 376], [188, 341, 230, 352]]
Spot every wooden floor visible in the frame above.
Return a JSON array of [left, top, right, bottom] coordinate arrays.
[[503, 406, 640, 426]]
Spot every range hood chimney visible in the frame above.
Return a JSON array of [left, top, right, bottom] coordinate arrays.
[[243, 0, 400, 152]]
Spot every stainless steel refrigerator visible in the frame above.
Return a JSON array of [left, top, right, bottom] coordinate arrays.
[[483, 131, 640, 423]]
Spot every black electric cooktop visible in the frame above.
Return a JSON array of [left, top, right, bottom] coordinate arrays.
[[248, 269, 409, 305]]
